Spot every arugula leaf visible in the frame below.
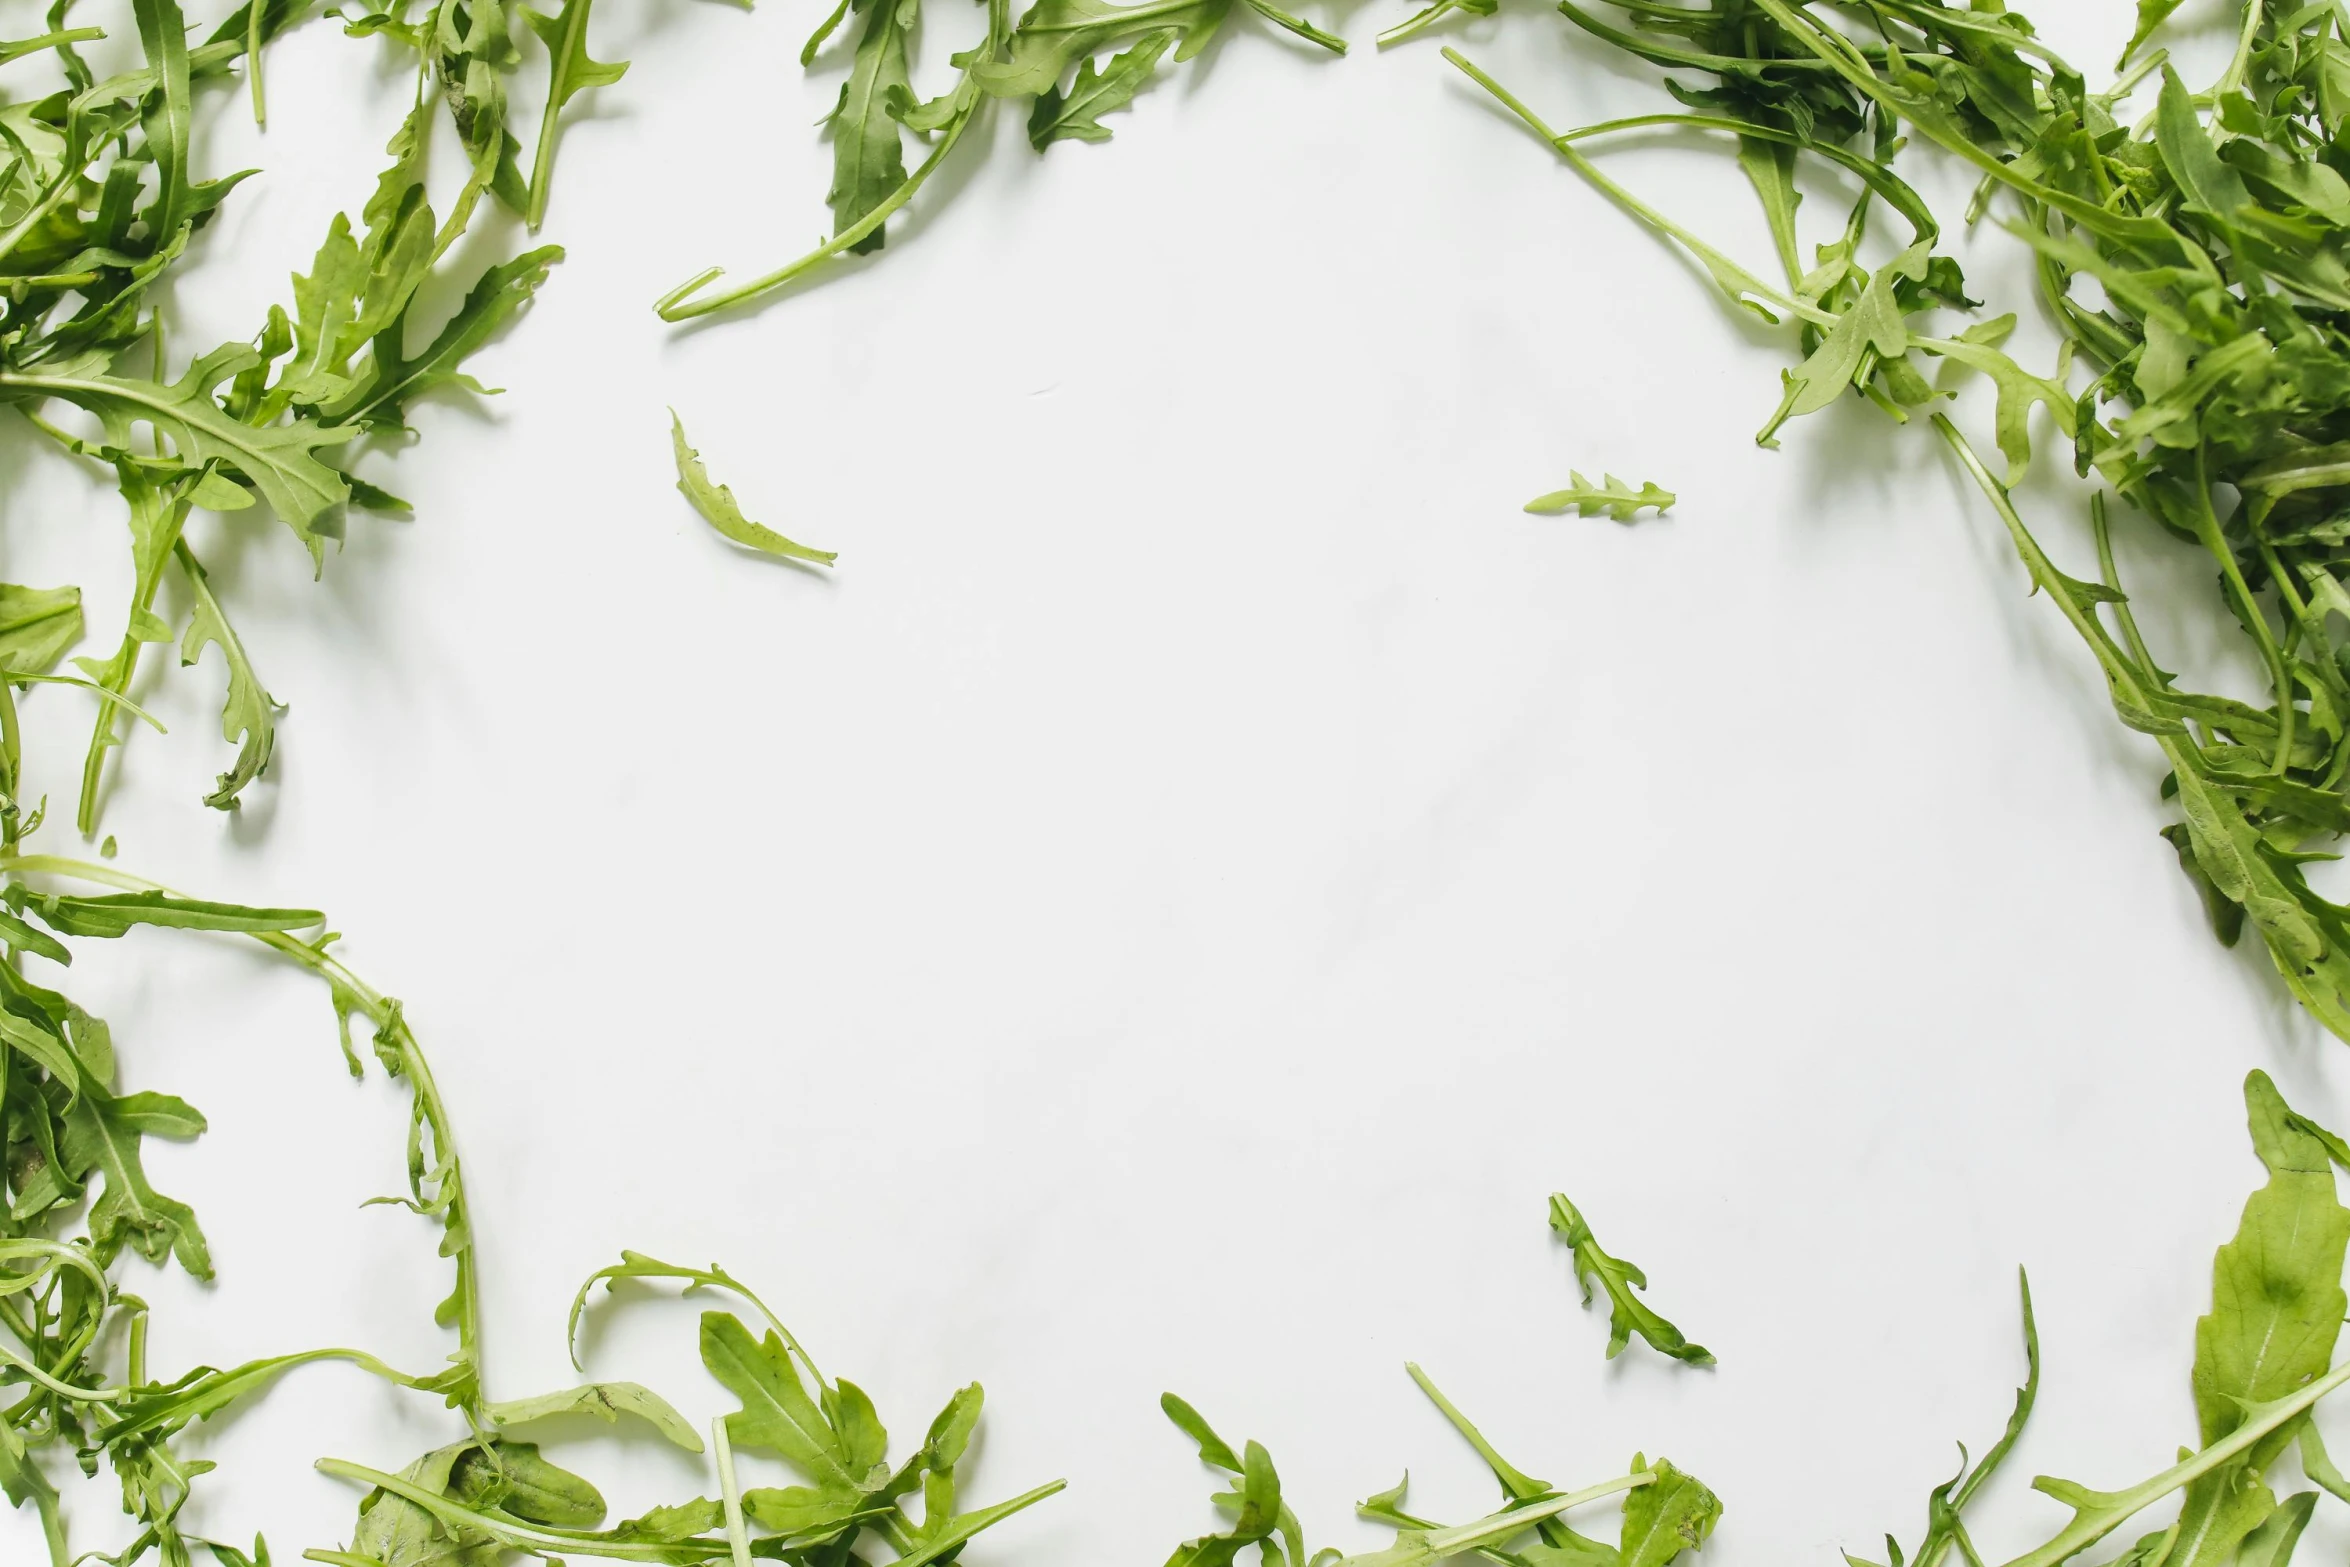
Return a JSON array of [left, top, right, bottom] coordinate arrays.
[[66, 1079, 208, 1276], [175, 541, 278, 810], [11, 888, 323, 937], [1618, 1457, 1717, 1567], [1523, 474, 1674, 522], [826, 0, 915, 254], [671, 413, 837, 565], [2170, 1074, 2350, 1567], [0, 352, 357, 549], [1160, 1398, 1305, 1567], [1029, 28, 1176, 147], [1547, 1193, 1712, 1365], [0, 585, 84, 675], [521, 0, 627, 228], [488, 1381, 704, 1451]]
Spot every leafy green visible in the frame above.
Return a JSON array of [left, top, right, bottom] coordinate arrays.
[[488, 1382, 704, 1451], [652, 0, 1344, 318], [1547, 1193, 1712, 1365], [2169, 1074, 2350, 1567], [1029, 28, 1175, 148], [0, 587, 84, 676], [522, 0, 628, 228], [1428, 0, 2350, 1049], [1523, 474, 1675, 522], [1160, 1396, 1314, 1567], [671, 413, 838, 566]]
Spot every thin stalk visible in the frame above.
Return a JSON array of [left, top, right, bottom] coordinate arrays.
[[714, 1416, 753, 1567], [2186, 444, 2296, 774], [656, 97, 982, 320], [1377, 0, 1470, 49], [2091, 493, 2166, 685], [1440, 50, 1828, 328], [311, 1457, 735, 1562], [1239, 0, 1345, 52], [524, 0, 591, 228], [0, 854, 484, 1414], [247, 0, 267, 125], [1424, 1475, 1653, 1555], [1998, 1355, 2350, 1567]]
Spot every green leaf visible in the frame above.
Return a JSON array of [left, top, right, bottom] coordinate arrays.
[[976, 0, 1232, 101], [2119, 0, 2183, 68], [522, 0, 628, 227], [324, 245, 564, 429], [0, 350, 357, 546], [827, 0, 914, 254], [1166, 1436, 1283, 1567], [17, 890, 322, 938], [1404, 1363, 1624, 1567], [2171, 1073, 2350, 1567], [1162, 1392, 1243, 1472], [670, 413, 837, 565], [1618, 1458, 1719, 1567], [1756, 247, 1925, 447], [487, 1381, 705, 1452], [0, 584, 83, 675], [0, 907, 72, 967], [1524, 473, 1675, 522], [1548, 1193, 1713, 1365], [701, 1310, 854, 1484], [2239, 1491, 2316, 1567], [448, 1439, 606, 1528], [64, 1080, 210, 1277], [1029, 30, 1176, 148], [2156, 67, 2251, 219], [177, 540, 278, 809], [897, 1480, 1065, 1567]]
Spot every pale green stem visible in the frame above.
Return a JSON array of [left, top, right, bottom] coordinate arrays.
[[714, 1416, 753, 1567], [1999, 1357, 2350, 1567], [247, 0, 266, 125], [656, 98, 981, 320]]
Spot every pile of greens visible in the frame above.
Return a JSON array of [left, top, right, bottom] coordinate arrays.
[[8, 0, 2350, 1565], [1415, 0, 2350, 1037]]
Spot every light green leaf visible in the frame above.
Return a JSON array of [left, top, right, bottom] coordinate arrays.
[[1618, 1457, 1718, 1567], [670, 413, 837, 565], [487, 1381, 704, 1452], [1029, 29, 1176, 147], [1524, 473, 1675, 522], [1548, 1193, 1713, 1365], [0, 584, 83, 675], [176, 541, 278, 810]]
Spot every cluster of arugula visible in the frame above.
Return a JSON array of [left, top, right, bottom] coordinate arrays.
[[17, 2, 2350, 1567], [0, 0, 608, 830], [1417, 0, 2350, 1038], [651, 0, 1347, 319], [1372, 1, 2350, 1565], [1159, 1380, 1717, 1567]]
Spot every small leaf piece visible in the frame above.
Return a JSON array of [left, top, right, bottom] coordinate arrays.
[[1618, 1458, 1719, 1567], [1548, 1193, 1713, 1365], [671, 413, 837, 565], [0, 585, 84, 675], [1029, 30, 1176, 148], [488, 1381, 705, 1452], [1524, 473, 1676, 522]]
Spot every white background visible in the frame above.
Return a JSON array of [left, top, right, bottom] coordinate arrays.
[[1, 0, 2331, 1563]]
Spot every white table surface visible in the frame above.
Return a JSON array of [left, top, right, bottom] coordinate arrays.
[[5, 2, 2320, 1563]]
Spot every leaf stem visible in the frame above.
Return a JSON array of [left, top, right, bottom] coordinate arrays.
[[655, 96, 981, 320], [2000, 1355, 2350, 1567], [0, 853, 485, 1414], [525, 0, 590, 228], [714, 1415, 753, 1567]]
